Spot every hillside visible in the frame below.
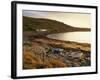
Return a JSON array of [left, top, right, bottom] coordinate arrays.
[[23, 16, 90, 33]]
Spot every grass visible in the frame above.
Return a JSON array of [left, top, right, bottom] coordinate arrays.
[[23, 50, 68, 69]]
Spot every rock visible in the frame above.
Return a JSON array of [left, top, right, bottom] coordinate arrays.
[[70, 51, 83, 59], [72, 62, 80, 67]]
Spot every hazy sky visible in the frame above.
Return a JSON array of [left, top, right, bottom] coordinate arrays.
[[23, 10, 91, 28]]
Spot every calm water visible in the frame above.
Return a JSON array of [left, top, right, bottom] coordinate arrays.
[[47, 32, 91, 43]]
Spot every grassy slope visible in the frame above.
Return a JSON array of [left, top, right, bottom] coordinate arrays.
[[23, 16, 90, 33]]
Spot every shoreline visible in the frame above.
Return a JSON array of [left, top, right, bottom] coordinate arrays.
[[23, 30, 91, 52], [32, 36, 90, 52]]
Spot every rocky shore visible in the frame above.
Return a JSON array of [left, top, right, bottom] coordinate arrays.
[[23, 36, 91, 69]]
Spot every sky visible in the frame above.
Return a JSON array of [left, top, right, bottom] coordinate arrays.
[[23, 10, 91, 28]]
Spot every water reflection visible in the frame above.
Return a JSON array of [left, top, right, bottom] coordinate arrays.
[[47, 32, 91, 43]]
